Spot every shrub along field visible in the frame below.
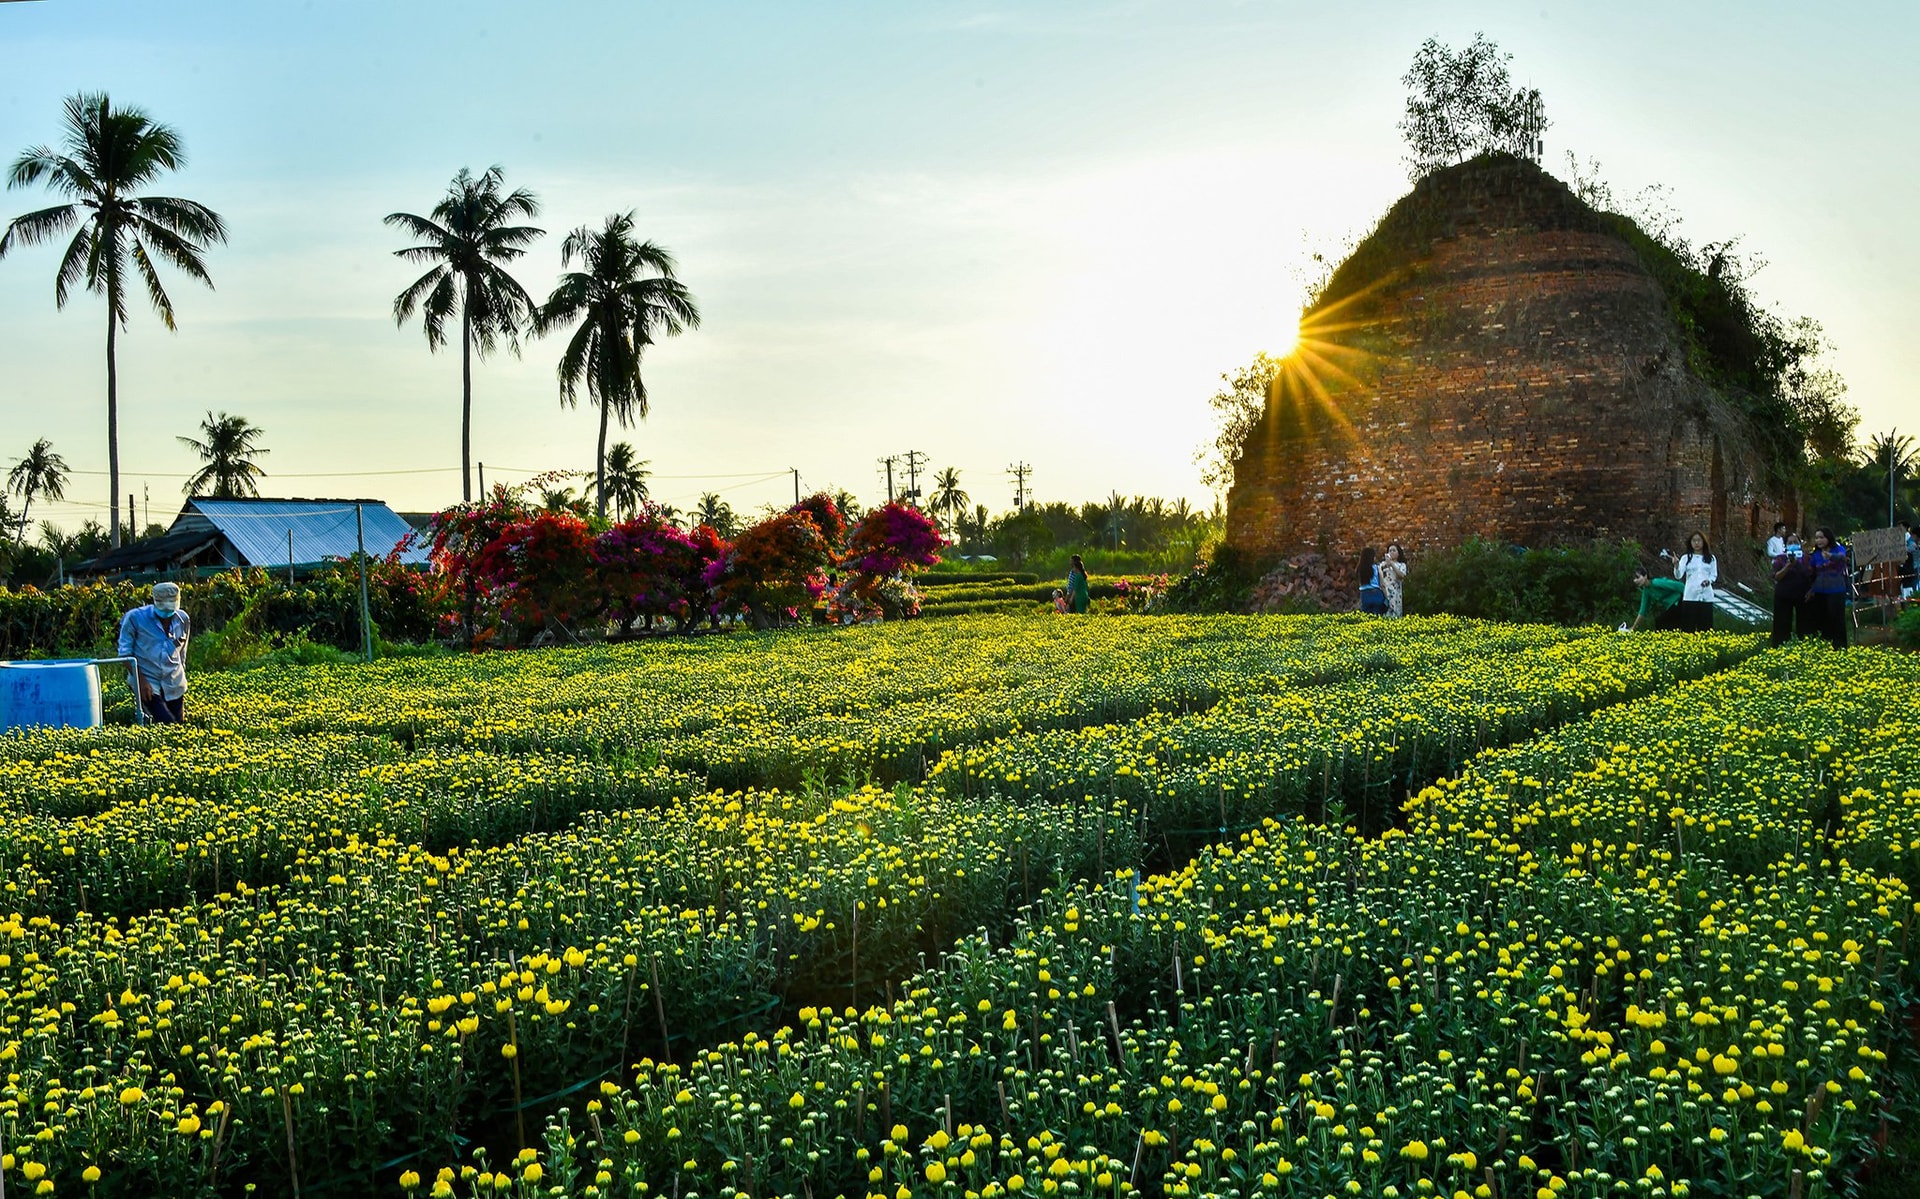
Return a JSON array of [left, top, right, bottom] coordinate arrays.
[[0, 613, 1911, 1199]]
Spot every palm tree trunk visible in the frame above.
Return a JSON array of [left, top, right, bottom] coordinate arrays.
[[107, 304, 121, 549], [461, 302, 474, 503], [595, 400, 610, 521]]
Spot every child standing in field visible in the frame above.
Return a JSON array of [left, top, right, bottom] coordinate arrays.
[[1052, 588, 1069, 614]]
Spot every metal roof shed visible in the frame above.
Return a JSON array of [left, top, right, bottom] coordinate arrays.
[[185, 498, 431, 568], [74, 497, 431, 578]]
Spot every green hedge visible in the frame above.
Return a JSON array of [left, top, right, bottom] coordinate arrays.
[[917, 571, 1041, 587], [1403, 537, 1639, 625], [0, 566, 445, 660]]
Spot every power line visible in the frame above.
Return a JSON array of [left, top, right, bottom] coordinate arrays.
[[54, 465, 791, 480]]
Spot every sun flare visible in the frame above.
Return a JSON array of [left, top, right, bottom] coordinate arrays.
[[1269, 312, 1302, 359]]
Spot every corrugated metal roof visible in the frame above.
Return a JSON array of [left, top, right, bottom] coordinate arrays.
[[181, 498, 431, 567], [74, 527, 225, 575]]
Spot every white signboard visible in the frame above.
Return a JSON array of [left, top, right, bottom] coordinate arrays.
[[1847, 526, 1908, 566]]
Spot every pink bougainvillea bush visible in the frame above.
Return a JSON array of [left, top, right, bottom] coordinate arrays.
[[836, 503, 944, 619], [595, 511, 708, 633]]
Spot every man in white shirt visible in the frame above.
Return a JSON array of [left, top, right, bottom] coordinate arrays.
[[117, 581, 191, 723], [1765, 522, 1788, 561]]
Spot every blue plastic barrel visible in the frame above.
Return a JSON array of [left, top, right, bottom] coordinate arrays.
[[0, 660, 104, 732]]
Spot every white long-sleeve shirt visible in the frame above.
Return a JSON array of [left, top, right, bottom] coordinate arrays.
[[1674, 553, 1718, 603], [116, 605, 191, 699]]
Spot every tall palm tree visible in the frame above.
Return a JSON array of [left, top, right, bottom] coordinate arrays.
[[928, 467, 969, 532], [594, 441, 650, 521], [179, 411, 269, 497], [6, 438, 70, 545], [1865, 430, 1915, 527], [537, 213, 699, 518], [1, 93, 227, 549], [386, 166, 543, 503], [694, 492, 737, 538]]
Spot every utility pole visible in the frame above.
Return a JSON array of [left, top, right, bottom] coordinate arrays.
[[901, 450, 928, 506], [791, 467, 801, 506], [877, 454, 900, 504], [1006, 462, 1032, 511], [354, 503, 373, 664], [1888, 430, 1910, 529], [478, 462, 486, 499], [1108, 489, 1124, 551]]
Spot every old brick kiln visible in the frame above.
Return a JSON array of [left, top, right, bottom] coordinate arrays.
[[1224, 154, 1780, 581]]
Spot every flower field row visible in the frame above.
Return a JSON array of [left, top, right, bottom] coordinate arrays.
[[928, 632, 1757, 838], [171, 615, 1583, 783], [0, 623, 1755, 1196], [1406, 646, 1920, 888], [0, 743, 707, 919], [0, 617, 1606, 923], [490, 642, 1916, 1199]]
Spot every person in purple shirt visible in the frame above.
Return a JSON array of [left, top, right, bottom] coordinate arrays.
[[1769, 532, 1811, 647], [1804, 527, 1850, 650], [117, 581, 192, 722]]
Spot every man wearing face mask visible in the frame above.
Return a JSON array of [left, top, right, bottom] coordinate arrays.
[[117, 581, 192, 724]]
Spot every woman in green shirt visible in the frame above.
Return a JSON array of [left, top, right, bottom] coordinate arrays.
[[1628, 567, 1685, 631], [1065, 555, 1091, 614]]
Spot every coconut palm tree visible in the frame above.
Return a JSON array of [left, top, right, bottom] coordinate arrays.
[[928, 467, 969, 532], [1864, 430, 1915, 527], [179, 411, 269, 498], [694, 492, 737, 538], [6, 438, 69, 545], [538, 485, 588, 516], [386, 166, 543, 503], [963, 502, 992, 549], [537, 213, 698, 518], [594, 441, 651, 521], [1, 93, 228, 549]]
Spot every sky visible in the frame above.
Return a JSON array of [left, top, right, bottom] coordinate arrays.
[[1, 0, 1916, 531]]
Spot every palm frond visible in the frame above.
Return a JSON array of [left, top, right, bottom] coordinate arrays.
[[393, 264, 449, 330], [383, 211, 449, 243], [132, 217, 216, 286], [0, 202, 82, 256], [129, 241, 178, 330], [134, 196, 228, 245], [556, 320, 598, 408]]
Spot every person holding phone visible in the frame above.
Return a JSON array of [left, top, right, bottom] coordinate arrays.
[[117, 581, 192, 723], [1769, 532, 1811, 646], [1805, 527, 1850, 650], [1672, 532, 1718, 632]]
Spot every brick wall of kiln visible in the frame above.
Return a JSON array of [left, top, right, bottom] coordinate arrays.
[[1226, 222, 1778, 574]]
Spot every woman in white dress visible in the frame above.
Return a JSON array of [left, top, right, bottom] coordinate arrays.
[[1378, 542, 1409, 618], [1672, 531, 1718, 632]]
